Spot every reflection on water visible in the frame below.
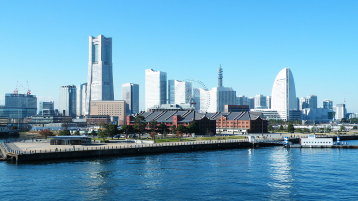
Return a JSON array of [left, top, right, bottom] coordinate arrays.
[[2, 144, 358, 200], [269, 148, 293, 200]]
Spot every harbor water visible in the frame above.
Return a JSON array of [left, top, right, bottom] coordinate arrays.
[[1, 140, 358, 200]]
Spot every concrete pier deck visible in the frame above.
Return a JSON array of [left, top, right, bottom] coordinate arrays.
[[0, 139, 281, 163]]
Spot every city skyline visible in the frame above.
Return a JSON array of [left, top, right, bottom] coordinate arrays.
[[1, 1, 358, 112]]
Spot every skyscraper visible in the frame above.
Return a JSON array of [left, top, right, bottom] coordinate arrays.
[[145, 69, 167, 111], [76, 83, 87, 117], [86, 35, 114, 114], [271, 68, 298, 121], [167, 80, 175, 104], [206, 67, 236, 112], [59, 85, 77, 117], [173, 80, 192, 105], [335, 104, 347, 120], [307, 95, 318, 109], [122, 83, 139, 114], [236, 96, 249, 106], [266, 96, 271, 109], [254, 94, 267, 109], [323, 100, 333, 110], [299, 97, 309, 110], [0, 93, 37, 119]]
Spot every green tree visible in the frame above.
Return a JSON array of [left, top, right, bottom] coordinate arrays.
[[311, 126, 318, 133], [157, 123, 169, 137], [149, 121, 158, 132], [325, 126, 332, 133], [150, 131, 156, 142], [176, 130, 183, 141], [133, 115, 147, 138], [353, 125, 358, 130], [187, 122, 199, 134], [171, 125, 177, 134], [39, 129, 54, 138], [98, 129, 108, 140], [287, 123, 295, 133], [339, 125, 346, 132], [58, 129, 71, 136], [177, 125, 187, 134], [121, 125, 134, 137], [74, 130, 80, 135], [279, 125, 284, 131], [268, 125, 274, 132], [90, 130, 97, 136], [104, 124, 119, 139]]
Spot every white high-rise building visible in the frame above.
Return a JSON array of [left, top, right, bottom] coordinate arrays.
[[76, 83, 87, 117], [174, 80, 192, 105], [59, 85, 77, 117], [197, 88, 214, 113], [335, 104, 347, 120], [122, 83, 139, 114], [271, 68, 298, 121], [204, 67, 236, 112], [145, 69, 167, 111], [86, 35, 114, 114]]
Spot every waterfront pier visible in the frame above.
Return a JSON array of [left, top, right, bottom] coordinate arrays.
[[0, 139, 280, 163]]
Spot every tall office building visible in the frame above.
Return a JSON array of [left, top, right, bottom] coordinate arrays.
[[248, 97, 255, 109], [145, 69, 167, 111], [59, 85, 77, 117], [122, 83, 139, 114], [76, 83, 87, 117], [236, 96, 249, 106], [335, 104, 347, 120], [266, 96, 271, 109], [86, 35, 114, 114], [206, 67, 236, 112], [254, 94, 267, 109], [299, 97, 309, 110], [167, 80, 175, 104], [323, 100, 333, 110], [307, 95, 318, 109], [0, 93, 37, 119], [38, 101, 55, 116], [174, 80, 192, 105], [271, 68, 298, 121]]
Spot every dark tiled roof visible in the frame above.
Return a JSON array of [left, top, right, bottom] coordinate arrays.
[[130, 111, 263, 123]]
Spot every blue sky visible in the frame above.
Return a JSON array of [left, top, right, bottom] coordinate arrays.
[[1, 0, 357, 112]]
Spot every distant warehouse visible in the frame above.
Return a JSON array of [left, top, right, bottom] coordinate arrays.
[[206, 112, 268, 134], [127, 109, 267, 135]]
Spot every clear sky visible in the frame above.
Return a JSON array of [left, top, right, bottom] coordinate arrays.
[[1, 0, 357, 112]]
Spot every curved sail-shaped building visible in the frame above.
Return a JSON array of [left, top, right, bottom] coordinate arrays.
[[271, 68, 297, 120]]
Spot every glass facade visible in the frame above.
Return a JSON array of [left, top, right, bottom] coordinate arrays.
[[92, 44, 99, 63], [0, 93, 37, 119]]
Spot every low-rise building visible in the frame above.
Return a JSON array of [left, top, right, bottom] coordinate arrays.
[[87, 115, 111, 126], [90, 100, 126, 125], [127, 110, 216, 135], [206, 112, 268, 134]]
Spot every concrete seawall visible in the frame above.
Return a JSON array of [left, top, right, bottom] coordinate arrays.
[[1, 140, 280, 163]]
